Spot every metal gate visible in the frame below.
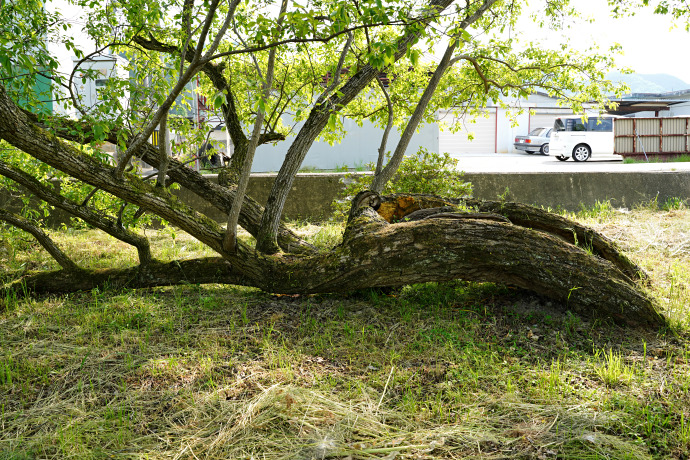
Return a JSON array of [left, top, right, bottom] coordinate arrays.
[[614, 117, 690, 159]]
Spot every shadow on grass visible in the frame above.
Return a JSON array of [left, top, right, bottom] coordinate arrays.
[[0, 281, 687, 459]]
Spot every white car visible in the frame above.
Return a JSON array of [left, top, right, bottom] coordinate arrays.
[[550, 116, 615, 162]]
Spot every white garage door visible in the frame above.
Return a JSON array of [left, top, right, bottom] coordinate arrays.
[[529, 109, 575, 132], [439, 109, 496, 154]]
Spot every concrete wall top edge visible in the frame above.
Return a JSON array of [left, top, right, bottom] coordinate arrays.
[[461, 171, 690, 176]]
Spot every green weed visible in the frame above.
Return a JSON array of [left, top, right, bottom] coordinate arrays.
[[623, 153, 690, 164], [577, 199, 616, 220], [594, 349, 635, 387]]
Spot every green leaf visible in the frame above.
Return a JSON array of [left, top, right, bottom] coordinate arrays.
[[213, 93, 226, 109], [409, 49, 420, 67], [0, 55, 11, 73], [93, 124, 105, 141]]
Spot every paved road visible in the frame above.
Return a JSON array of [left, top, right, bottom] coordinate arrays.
[[452, 152, 690, 173]]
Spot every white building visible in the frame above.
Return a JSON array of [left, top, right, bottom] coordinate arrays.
[[439, 93, 579, 155], [244, 116, 439, 173], [71, 54, 129, 113]]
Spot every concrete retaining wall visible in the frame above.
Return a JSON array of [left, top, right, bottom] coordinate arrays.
[[179, 173, 347, 222], [462, 171, 690, 211], [4, 171, 690, 227], [182, 171, 690, 222]]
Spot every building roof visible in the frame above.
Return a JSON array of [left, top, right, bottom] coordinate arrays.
[[607, 89, 690, 115]]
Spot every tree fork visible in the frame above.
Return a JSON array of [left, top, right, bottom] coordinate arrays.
[[256, 0, 456, 253]]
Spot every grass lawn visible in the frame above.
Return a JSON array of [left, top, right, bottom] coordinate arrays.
[[1, 204, 690, 459]]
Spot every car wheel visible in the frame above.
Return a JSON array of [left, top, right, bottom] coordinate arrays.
[[540, 143, 549, 155], [556, 155, 567, 161], [572, 144, 591, 162]]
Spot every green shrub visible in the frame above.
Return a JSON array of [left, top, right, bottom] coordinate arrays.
[[332, 147, 473, 219]]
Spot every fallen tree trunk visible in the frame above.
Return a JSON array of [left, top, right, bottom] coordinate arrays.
[[4, 196, 665, 328], [0, 85, 664, 327]]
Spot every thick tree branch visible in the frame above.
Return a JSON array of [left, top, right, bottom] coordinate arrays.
[[0, 160, 153, 266], [156, 112, 170, 187], [3, 207, 665, 328], [2, 87, 314, 255], [372, 0, 499, 192], [223, 0, 290, 253], [0, 85, 230, 256], [374, 78, 394, 178], [256, 0, 457, 254], [0, 209, 80, 272]]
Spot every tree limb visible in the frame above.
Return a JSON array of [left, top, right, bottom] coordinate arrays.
[[0, 86, 315, 255], [374, 74, 394, 178], [256, 0, 456, 254], [371, 0, 499, 193], [0, 160, 154, 266], [314, 31, 354, 108], [3, 208, 665, 328], [0, 209, 81, 272], [115, 0, 241, 178], [223, 0, 290, 253]]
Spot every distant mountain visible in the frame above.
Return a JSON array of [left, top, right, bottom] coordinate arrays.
[[607, 72, 690, 94]]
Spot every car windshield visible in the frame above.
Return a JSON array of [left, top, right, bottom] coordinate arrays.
[[528, 128, 546, 136], [554, 119, 565, 131]]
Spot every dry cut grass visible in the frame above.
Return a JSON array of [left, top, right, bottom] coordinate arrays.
[[1, 204, 690, 459]]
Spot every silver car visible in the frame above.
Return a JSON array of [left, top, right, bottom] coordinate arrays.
[[514, 127, 552, 155]]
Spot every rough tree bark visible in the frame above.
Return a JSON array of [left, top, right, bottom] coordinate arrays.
[[3, 192, 665, 328]]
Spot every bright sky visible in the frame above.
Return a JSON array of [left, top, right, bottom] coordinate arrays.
[[519, 1, 690, 85], [49, 0, 690, 86]]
